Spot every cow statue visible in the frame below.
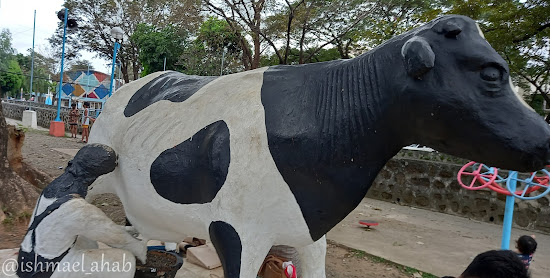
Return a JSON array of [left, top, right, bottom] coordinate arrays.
[[85, 15, 550, 278]]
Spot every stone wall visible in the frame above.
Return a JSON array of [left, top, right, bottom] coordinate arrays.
[[1, 101, 72, 131], [368, 156, 550, 233]]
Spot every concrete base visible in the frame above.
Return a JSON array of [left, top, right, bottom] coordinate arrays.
[[22, 110, 37, 129], [49, 121, 65, 137]]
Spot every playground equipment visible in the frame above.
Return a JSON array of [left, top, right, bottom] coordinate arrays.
[[457, 162, 550, 249]]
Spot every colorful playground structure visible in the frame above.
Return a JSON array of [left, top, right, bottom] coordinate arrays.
[[458, 162, 550, 249]]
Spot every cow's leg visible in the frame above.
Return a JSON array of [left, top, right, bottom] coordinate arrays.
[[209, 221, 271, 278], [295, 235, 327, 278]]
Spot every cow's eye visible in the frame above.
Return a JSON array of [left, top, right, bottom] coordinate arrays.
[[480, 66, 501, 81]]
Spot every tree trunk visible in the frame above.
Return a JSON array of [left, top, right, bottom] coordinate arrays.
[[252, 33, 261, 69], [0, 104, 40, 222]]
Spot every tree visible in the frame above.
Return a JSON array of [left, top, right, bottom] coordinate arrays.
[[131, 24, 188, 76], [357, 0, 442, 48], [0, 29, 15, 71], [179, 17, 244, 75], [50, 0, 202, 82], [204, 0, 271, 70], [0, 29, 21, 97], [47, 14, 82, 64], [0, 60, 23, 98], [0, 89, 40, 222], [67, 59, 93, 72]]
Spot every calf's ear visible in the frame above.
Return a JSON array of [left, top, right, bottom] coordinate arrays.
[[401, 36, 435, 79]]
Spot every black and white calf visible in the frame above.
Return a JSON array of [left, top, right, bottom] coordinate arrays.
[[87, 15, 550, 278], [18, 145, 146, 278]]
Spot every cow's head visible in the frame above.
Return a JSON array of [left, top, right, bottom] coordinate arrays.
[[397, 15, 550, 171]]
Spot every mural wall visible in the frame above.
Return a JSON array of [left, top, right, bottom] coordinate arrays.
[[61, 70, 122, 99]]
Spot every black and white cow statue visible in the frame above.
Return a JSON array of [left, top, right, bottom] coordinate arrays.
[[86, 15, 550, 278]]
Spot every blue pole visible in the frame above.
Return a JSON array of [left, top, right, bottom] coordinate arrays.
[[501, 171, 517, 249], [54, 8, 68, 122], [29, 10, 36, 109], [108, 41, 120, 97]]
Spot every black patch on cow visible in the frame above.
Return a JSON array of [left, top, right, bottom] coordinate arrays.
[[124, 71, 217, 117], [209, 221, 241, 278], [261, 60, 396, 242], [150, 121, 230, 204]]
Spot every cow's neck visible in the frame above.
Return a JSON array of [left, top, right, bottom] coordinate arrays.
[[312, 52, 405, 172], [262, 50, 408, 241]]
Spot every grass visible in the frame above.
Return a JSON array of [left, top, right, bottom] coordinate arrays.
[[335, 242, 438, 278], [350, 249, 367, 259], [1, 210, 32, 226]]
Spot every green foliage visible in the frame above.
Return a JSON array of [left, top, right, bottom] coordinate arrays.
[[179, 18, 244, 76], [0, 29, 15, 71], [55, 0, 202, 82], [360, 0, 443, 48], [528, 94, 545, 116], [0, 59, 23, 97], [131, 24, 188, 76], [197, 17, 240, 54], [13, 50, 54, 97], [350, 249, 367, 259]]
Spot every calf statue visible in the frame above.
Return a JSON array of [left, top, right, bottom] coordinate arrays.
[[82, 15, 550, 278], [17, 144, 146, 278]]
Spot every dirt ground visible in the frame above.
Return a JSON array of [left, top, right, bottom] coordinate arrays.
[[0, 129, 425, 278]]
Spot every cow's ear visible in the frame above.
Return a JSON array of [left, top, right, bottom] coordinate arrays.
[[401, 36, 435, 79], [434, 19, 463, 38]]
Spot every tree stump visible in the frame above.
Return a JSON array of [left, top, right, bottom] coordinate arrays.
[[0, 105, 40, 222]]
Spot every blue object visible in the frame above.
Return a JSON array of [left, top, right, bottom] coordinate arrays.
[[108, 41, 120, 97], [29, 10, 36, 109], [55, 8, 68, 122], [506, 169, 550, 200], [147, 245, 166, 251], [62, 83, 75, 95], [501, 171, 517, 250]]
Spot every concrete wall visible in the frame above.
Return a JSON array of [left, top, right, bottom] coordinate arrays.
[[2, 101, 72, 131], [368, 153, 550, 234]]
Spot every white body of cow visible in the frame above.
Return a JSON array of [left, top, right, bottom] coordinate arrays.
[[88, 68, 326, 277]]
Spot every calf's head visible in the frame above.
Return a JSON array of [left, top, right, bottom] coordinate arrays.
[[397, 15, 550, 171]]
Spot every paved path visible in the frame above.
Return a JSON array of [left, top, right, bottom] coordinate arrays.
[[327, 198, 549, 277]]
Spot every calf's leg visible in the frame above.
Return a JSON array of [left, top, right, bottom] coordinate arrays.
[[296, 235, 327, 278]]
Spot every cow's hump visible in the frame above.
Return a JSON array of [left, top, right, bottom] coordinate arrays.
[[150, 120, 230, 204], [124, 71, 217, 117]]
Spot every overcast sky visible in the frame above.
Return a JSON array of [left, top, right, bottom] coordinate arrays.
[[0, 0, 110, 73]]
